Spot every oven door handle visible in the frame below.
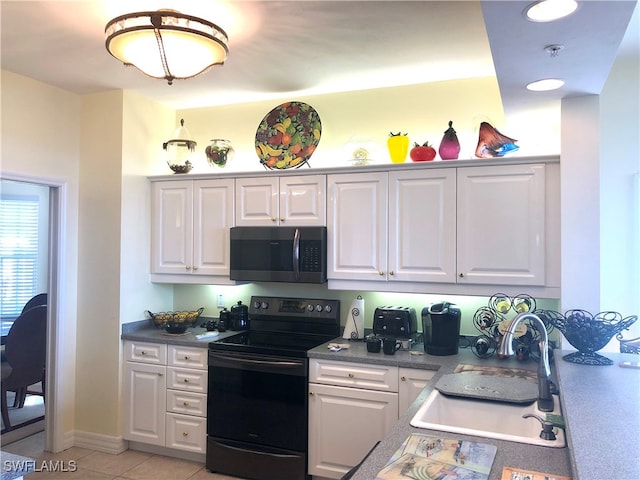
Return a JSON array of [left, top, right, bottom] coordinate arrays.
[[209, 352, 305, 375]]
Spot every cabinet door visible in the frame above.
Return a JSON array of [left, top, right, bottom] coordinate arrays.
[[308, 383, 398, 479], [235, 177, 278, 226], [279, 175, 326, 225], [388, 169, 457, 283], [193, 179, 234, 276], [457, 164, 546, 285], [151, 181, 193, 274], [123, 362, 166, 446], [398, 368, 435, 414], [327, 172, 388, 280]]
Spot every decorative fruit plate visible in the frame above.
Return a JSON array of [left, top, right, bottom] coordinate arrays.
[[255, 101, 321, 169]]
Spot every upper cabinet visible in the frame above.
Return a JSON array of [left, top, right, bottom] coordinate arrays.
[[235, 175, 326, 226], [328, 160, 559, 297], [327, 169, 456, 283], [456, 163, 546, 286], [150, 178, 235, 284]]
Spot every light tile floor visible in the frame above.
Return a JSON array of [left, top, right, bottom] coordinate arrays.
[[1, 432, 245, 480]]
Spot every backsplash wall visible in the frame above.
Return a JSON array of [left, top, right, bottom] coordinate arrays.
[[171, 283, 560, 340]]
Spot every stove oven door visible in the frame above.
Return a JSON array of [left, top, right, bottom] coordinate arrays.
[[207, 350, 309, 480]]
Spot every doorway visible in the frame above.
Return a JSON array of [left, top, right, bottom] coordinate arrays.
[[0, 175, 64, 452]]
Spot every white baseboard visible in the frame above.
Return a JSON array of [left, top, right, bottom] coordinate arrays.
[[72, 430, 128, 454], [127, 441, 206, 463]]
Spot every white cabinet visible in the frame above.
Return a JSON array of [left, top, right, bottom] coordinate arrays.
[[123, 341, 208, 454], [327, 169, 456, 283], [457, 163, 546, 286], [398, 367, 435, 414], [328, 162, 557, 294], [308, 360, 398, 479], [124, 360, 167, 446], [235, 175, 326, 226], [308, 359, 435, 479], [150, 178, 234, 283]]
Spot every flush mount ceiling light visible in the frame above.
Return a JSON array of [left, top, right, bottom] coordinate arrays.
[[526, 78, 565, 91], [105, 10, 229, 85], [525, 0, 578, 22]]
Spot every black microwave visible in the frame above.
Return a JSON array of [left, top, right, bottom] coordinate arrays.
[[229, 226, 327, 283]]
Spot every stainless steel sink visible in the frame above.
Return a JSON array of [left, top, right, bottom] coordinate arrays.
[[410, 389, 566, 448]]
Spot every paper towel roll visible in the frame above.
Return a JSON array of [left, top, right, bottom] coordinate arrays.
[[343, 295, 365, 340]]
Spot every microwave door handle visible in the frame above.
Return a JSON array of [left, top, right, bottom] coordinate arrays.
[[293, 227, 301, 280]]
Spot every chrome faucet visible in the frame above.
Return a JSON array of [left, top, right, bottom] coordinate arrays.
[[498, 312, 554, 412]]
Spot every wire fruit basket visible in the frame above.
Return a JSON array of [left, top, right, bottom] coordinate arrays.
[[146, 308, 204, 334], [543, 309, 637, 365]]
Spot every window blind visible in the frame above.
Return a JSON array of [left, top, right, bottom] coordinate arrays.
[[0, 195, 39, 317]]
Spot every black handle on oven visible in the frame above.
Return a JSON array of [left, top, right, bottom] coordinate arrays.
[[293, 227, 300, 281], [216, 439, 302, 459], [209, 352, 306, 376]]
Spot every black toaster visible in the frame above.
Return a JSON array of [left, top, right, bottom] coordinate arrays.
[[373, 306, 417, 338]]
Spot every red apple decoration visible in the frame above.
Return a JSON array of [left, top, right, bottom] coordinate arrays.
[[410, 141, 437, 162]]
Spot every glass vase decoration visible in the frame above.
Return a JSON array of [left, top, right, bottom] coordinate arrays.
[[163, 119, 196, 173], [438, 120, 460, 160], [205, 139, 234, 168], [387, 132, 409, 164]]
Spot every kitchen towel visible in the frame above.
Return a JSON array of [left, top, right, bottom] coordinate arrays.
[[343, 295, 365, 340]]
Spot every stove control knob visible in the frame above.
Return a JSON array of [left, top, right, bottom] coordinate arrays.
[[316, 304, 323, 312], [261, 301, 269, 309], [253, 300, 261, 309], [307, 304, 314, 312], [324, 305, 333, 313]]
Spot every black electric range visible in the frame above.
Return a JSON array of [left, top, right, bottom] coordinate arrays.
[[208, 296, 341, 357], [206, 296, 340, 480]]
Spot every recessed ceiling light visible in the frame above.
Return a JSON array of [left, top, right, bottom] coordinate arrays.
[[525, 0, 578, 22], [526, 79, 565, 91]]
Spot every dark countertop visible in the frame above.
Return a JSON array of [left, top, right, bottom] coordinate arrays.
[[121, 319, 243, 347], [121, 326, 640, 479], [309, 341, 572, 480], [310, 341, 640, 480]]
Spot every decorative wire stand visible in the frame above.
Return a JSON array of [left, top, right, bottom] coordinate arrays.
[[544, 309, 638, 365]]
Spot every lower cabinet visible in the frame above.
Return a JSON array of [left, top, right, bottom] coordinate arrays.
[[123, 341, 208, 454], [308, 359, 435, 479]]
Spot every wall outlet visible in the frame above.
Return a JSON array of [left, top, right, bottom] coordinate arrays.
[[217, 294, 225, 308]]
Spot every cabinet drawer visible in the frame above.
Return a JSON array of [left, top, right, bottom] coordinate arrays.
[[168, 345, 208, 370], [166, 413, 206, 453], [124, 341, 167, 364], [309, 359, 398, 392], [166, 389, 207, 417], [166, 367, 208, 393]]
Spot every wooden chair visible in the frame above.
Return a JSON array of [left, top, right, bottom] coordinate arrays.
[[1, 305, 47, 429]]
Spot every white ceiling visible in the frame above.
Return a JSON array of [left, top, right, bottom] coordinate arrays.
[[1, 1, 638, 116]]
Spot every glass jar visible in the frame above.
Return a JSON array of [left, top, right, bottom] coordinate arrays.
[[205, 139, 234, 168], [163, 119, 196, 173]]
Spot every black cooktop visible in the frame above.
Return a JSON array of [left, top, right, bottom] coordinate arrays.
[[209, 296, 340, 358]]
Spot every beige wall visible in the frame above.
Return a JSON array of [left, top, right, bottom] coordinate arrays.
[[1, 70, 81, 442]]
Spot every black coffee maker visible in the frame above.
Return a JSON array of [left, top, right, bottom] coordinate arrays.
[[422, 301, 461, 356]]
